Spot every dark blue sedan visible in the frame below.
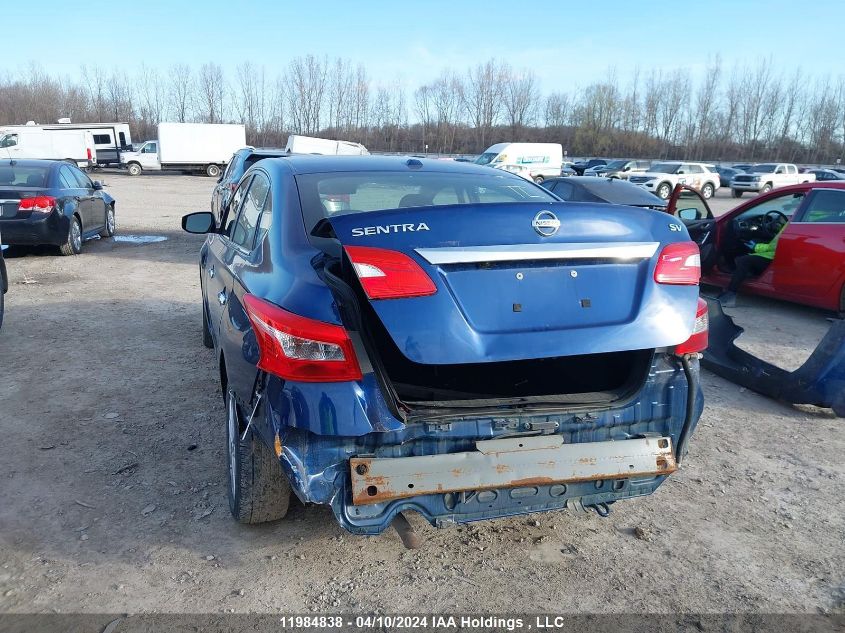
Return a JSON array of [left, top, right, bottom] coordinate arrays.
[[0, 159, 115, 255], [182, 156, 706, 537]]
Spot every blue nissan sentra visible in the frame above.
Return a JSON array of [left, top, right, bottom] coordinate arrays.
[[182, 156, 706, 537]]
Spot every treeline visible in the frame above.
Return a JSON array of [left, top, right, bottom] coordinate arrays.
[[1, 56, 844, 163]]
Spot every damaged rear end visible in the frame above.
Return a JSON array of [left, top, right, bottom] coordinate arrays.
[[260, 167, 706, 534]]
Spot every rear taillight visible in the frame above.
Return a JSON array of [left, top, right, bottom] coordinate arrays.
[[675, 298, 709, 355], [345, 246, 437, 300], [654, 241, 701, 285], [19, 196, 56, 214], [86, 148, 92, 160], [243, 294, 362, 382], [229, 183, 237, 192]]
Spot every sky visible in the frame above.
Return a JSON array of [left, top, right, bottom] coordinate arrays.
[[4, 0, 844, 92]]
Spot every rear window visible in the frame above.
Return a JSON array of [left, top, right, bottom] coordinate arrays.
[[750, 164, 778, 173], [0, 166, 49, 187], [296, 171, 555, 229], [650, 162, 681, 174]]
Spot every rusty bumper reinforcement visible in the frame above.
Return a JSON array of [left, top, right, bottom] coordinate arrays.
[[350, 436, 676, 506]]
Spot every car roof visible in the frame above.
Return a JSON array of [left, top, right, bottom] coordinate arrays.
[[263, 155, 498, 176], [0, 159, 59, 169], [547, 176, 667, 206]]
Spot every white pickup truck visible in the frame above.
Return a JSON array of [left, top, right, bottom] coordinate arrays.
[[729, 163, 815, 197]]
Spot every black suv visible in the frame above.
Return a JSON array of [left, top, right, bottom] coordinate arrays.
[[211, 147, 288, 221]]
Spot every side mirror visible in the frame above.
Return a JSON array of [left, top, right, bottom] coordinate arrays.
[[678, 208, 700, 221], [182, 211, 216, 234], [92, 181, 103, 190]]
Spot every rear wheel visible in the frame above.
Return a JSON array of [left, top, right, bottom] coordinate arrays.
[[127, 162, 142, 176], [59, 216, 82, 256], [533, 175, 544, 184], [226, 389, 290, 524], [701, 183, 714, 199], [206, 164, 221, 178], [732, 189, 743, 198], [657, 182, 672, 200], [99, 204, 115, 238]]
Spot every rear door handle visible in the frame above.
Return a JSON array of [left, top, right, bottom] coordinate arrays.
[[217, 289, 227, 306]]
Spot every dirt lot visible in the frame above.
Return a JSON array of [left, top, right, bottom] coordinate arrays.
[[0, 174, 842, 615]]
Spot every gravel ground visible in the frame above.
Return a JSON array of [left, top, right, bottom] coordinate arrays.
[[0, 173, 842, 615]]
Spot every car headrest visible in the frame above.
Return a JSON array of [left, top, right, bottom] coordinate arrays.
[[398, 193, 432, 208]]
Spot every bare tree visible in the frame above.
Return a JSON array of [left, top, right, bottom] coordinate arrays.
[[544, 92, 571, 128], [502, 66, 540, 135], [286, 55, 327, 135], [461, 60, 506, 147], [168, 64, 193, 123], [196, 63, 226, 123]]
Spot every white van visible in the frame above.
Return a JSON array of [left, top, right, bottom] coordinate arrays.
[[46, 122, 132, 166], [0, 126, 95, 169], [285, 135, 369, 155], [475, 142, 563, 183]]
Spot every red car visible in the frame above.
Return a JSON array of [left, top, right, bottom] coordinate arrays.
[[667, 182, 845, 313]]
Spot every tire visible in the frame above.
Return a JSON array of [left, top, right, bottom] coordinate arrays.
[[533, 175, 544, 184], [127, 162, 142, 176], [202, 304, 213, 348], [657, 182, 672, 200], [59, 216, 82, 256], [760, 183, 773, 194], [701, 183, 714, 199], [226, 389, 290, 524], [732, 189, 743, 198], [99, 204, 115, 238], [206, 164, 221, 178]]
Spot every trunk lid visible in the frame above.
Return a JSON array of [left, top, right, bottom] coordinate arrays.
[[329, 201, 699, 365]]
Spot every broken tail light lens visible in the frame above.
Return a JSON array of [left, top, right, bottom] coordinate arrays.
[[654, 241, 701, 285], [243, 294, 362, 382], [19, 196, 56, 214], [675, 297, 709, 354], [345, 246, 437, 300]]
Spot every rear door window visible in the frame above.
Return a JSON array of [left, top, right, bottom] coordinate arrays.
[[230, 172, 271, 251], [70, 166, 93, 189], [797, 190, 845, 224], [59, 166, 79, 189], [549, 180, 574, 200]]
